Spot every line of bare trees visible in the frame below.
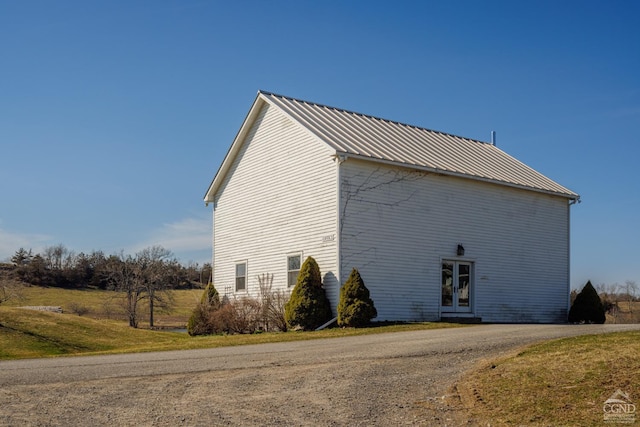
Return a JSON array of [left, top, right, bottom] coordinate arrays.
[[101, 246, 180, 328], [593, 281, 639, 323], [5, 244, 212, 328], [9, 245, 210, 290]]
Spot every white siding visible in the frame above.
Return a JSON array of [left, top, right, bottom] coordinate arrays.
[[340, 158, 570, 323], [213, 103, 340, 307]]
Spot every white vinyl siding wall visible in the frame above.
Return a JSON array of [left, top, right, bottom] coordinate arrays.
[[339, 158, 570, 323], [213, 103, 339, 305]]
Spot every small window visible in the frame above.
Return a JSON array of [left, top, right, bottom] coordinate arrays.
[[235, 261, 247, 292], [287, 254, 301, 287]]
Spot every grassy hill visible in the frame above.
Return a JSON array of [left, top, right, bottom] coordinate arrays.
[[3, 285, 203, 329], [0, 264, 203, 329], [0, 306, 196, 359]]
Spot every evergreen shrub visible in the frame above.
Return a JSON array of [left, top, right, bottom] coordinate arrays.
[[187, 303, 210, 336], [187, 282, 221, 336], [200, 282, 221, 308], [284, 256, 333, 330], [568, 280, 606, 324], [337, 268, 377, 327]]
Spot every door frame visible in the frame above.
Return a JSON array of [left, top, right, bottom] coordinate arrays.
[[439, 257, 476, 317]]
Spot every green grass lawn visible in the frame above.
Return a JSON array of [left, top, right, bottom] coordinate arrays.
[[0, 307, 185, 359], [459, 331, 640, 426], [0, 306, 462, 360], [0, 285, 465, 360]]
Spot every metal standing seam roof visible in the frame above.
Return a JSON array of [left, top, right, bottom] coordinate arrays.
[[259, 91, 579, 200]]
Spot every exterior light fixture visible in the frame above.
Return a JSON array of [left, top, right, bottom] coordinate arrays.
[[457, 244, 465, 256]]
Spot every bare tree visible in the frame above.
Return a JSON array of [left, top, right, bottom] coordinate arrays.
[[43, 244, 68, 270], [596, 282, 619, 323], [624, 280, 638, 313], [105, 253, 143, 327], [0, 280, 21, 305], [257, 273, 288, 332], [135, 246, 177, 328], [595, 281, 640, 323], [104, 247, 180, 328]]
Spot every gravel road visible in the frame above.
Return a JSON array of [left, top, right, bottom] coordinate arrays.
[[2, 323, 640, 426]]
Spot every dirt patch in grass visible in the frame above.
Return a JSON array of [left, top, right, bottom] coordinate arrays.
[[456, 331, 640, 426]]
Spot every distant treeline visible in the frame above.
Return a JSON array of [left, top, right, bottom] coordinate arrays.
[[7, 244, 211, 290]]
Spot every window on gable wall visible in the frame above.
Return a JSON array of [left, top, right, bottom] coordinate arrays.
[[287, 254, 301, 287], [235, 261, 247, 292]]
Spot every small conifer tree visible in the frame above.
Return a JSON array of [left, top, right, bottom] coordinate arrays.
[[568, 281, 606, 324], [337, 268, 377, 327], [284, 256, 333, 330], [200, 282, 220, 308], [187, 282, 221, 336], [187, 303, 209, 336]]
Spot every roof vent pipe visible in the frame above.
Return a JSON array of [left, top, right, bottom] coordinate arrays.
[[491, 131, 496, 146]]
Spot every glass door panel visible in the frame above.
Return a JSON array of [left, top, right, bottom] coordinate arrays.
[[441, 262, 453, 307], [457, 263, 470, 308]]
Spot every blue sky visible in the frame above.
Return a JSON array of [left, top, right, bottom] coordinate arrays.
[[0, 1, 638, 289]]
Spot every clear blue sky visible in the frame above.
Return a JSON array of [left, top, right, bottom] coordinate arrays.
[[1, 1, 638, 290]]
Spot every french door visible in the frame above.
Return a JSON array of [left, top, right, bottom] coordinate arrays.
[[441, 261, 472, 313]]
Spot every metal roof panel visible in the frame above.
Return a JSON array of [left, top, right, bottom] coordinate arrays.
[[258, 91, 579, 199]]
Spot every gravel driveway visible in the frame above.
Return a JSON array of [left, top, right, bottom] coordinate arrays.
[[2, 323, 640, 426]]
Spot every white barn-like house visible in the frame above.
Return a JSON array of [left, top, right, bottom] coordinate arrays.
[[205, 91, 580, 323]]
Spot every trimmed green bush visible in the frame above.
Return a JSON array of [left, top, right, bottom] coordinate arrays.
[[568, 281, 605, 324], [200, 282, 220, 308], [187, 283, 221, 336], [187, 303, 209, 336], [284, 256, 333, 331], [337, 268, 377, 327]]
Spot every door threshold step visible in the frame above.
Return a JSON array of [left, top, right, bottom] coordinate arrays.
[[441, 316, 482, 324]]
